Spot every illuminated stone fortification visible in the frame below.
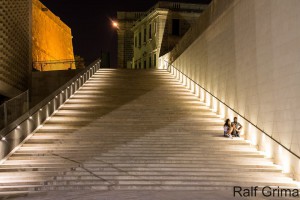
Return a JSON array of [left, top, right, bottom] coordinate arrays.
[[32, 0, 75, 71]]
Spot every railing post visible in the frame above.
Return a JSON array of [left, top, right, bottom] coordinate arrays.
[[4, 102, 7, 126], [26, 91, 29, 111]]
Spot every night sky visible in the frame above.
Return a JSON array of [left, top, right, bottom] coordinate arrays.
[[40, 0, 211, 66]]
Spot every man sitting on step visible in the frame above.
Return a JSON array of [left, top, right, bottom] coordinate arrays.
[[231, 117, 242, 137]]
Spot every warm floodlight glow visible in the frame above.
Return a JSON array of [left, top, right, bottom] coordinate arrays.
[[212, 97, 218, 112], [227, 109, 234, 122], [200, 89, 205, 102], [191, 82, 195, 94], [277, 146, 290, 173], [29, 116, 33, 120], [248, 125, 257, 145], [261, 134, 272, 158], [112, 21, 119, 28], [219, 103, 225, 119], [206, 93, 211, 107], [17, 126, 20, 129], [40, 108, 43, 111], [183, 76, 186, 86], [195, 85, 200, 97], [2, 137, 6, 141]]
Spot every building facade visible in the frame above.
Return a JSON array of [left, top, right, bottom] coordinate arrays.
[[32, 0, 75, 71], [0, 0, 32, 98], [132, 2, 207, 69], [117, 12, 145, 68]]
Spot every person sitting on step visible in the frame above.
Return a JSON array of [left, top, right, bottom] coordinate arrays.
[[231, 117, 242, 137], [224, 119, 233, 139]]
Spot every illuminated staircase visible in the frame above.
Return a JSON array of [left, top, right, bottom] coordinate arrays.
[[0, 69, 297, 199]]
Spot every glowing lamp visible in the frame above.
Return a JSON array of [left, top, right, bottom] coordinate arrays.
[[112, 21, 119, 28]]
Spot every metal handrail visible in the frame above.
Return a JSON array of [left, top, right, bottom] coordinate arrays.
[[0, 90, 29, 129], [33, 59, 75, 64], [0, 58, 101, 139], [32, 59, 84, 71], [0, 90, 29, 107], [163, 60, 300, 160]]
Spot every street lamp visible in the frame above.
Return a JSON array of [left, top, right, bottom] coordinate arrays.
[[112, 21, 119, 29]]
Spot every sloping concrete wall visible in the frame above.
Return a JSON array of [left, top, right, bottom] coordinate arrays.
[[30, 69, 83, 107], [163, 0, 300, 179]]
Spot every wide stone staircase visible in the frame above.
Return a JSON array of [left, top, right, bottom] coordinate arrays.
[[0, 69, 297, 199]]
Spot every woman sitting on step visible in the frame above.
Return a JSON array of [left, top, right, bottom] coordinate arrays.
[[224, 119, 233, 139]]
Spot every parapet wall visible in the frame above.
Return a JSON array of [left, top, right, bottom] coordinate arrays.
[[163, 0, 300, 180]]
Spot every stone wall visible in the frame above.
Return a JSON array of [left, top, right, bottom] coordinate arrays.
[[163, 0, 300, 180], [32, 0, 75, 71], [132, 2, 207, 69], [0, 0, 32, 97], [117, 12, 145, 68], [30, 69, 83, 107]]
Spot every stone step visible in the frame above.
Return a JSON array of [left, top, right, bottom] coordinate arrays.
[[62, 170, 288, 178], [3, 159, 274, 166], [30, 131, 226, 136], [20, 142, 251, 147], [55, 110, 220, 117], [16, 147, 257, 153], [41, 180, 295, 187], [0, 191, 43, 198], [6, 184, 296, 192], [9, 153, 265, 161], [0, 185, 42, 192], [76, 165, 284, 173], [11, 151, 264, 158], [13, 149, 259, 156], [26, 137, 244, 142], [0, 170, 286, 179], [0, 171, 61, 178], [0, 183, 296, 193], [0, 173, 291, 184], [66, 96, 204, 101], [45, 121, 223, 126], [73, 166, 282, 173], [80, 163, 276, 169], [48, 117, 223, 123], [34, 129, 225, 134], [0, 167, 72, 173]]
